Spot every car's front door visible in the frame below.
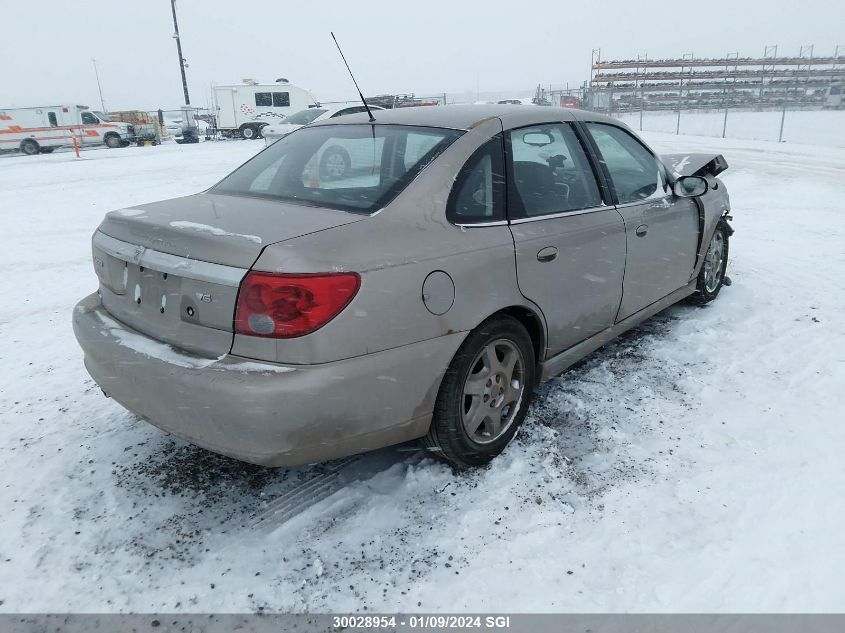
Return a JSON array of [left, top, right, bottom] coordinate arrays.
[[583, 122, 699, 321], [506, 122, 626, 358], [79, 110, 101, 145]]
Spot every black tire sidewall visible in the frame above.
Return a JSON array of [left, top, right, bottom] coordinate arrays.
[[21, 140, 39, 155], [104, 134, 121, 148], [428, 316, 536, 468]]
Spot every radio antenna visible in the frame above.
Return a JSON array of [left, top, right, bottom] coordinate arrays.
[[330, 32, 376, 122]]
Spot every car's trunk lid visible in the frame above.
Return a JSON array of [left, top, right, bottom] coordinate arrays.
[[92, 193, 364, 358], [98, 192, 363, 268]]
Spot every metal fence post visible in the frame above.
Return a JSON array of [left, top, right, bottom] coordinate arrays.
[[639, 86, 644, 131], [778, 102, 786, 142], [675, 98, 682, 134], [722, 107, 728, 138]]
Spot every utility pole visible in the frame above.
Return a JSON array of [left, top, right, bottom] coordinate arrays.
[[92, 58, 107, 113], [170, 0, 191, 105]]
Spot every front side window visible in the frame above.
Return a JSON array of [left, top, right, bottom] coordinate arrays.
[[272, 92, 290, 107], [447, 136, 505, 224], [212, 124, 462, 213], [254, 92, 272, 107], [586, 122, 668, 204], [80, 111, 98, 124], [507, 123, 602, 217]]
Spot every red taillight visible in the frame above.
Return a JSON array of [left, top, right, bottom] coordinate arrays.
[[234, 271, 361, 338]]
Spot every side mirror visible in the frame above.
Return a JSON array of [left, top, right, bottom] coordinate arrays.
[[673, 175, 708, 198]]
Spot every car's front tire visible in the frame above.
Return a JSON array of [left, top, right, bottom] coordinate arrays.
[[104, 133, 122, 149], [693, 223, 730, 304], [424, 315, 535, 469]]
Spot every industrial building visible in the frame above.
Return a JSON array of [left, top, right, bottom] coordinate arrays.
[[588, 46, 845, 112]]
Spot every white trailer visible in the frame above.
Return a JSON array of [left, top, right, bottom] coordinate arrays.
[[212, 79, 318, 139], [0, 105, 135, 155]]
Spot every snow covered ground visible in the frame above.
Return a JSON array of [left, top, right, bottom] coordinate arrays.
[[615, 109, 845, 147], [1, 127, 844, 613]]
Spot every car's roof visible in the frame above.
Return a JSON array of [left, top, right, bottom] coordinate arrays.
[[308, 104, 619, 130]]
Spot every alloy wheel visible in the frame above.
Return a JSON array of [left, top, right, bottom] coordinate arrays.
[[461, 339, 526, 445], [703, 231, 725, 293]]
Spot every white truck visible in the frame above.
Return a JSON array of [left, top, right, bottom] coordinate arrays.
[[212, 79, 318, 139], [823, 83, 843, 110], [0, 105, 135, 155]]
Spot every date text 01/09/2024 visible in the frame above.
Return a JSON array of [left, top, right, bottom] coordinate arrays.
[[331, 615, 512, 629]]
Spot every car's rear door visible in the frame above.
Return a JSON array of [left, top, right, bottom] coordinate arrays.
[[506, 121, 626, 358], [582, 122, 699, 321]]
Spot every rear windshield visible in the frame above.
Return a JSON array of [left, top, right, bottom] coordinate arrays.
[[211, 124, 463, 213], [284, 108, 326, 125]]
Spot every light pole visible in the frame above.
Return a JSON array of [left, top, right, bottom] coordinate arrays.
[[170, 0, 191, 105], [92, 58, 106, 112]]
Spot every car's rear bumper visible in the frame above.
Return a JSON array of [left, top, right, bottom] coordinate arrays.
[[73, 292, 464, 466]]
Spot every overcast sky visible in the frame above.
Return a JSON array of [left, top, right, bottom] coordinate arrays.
[[2, 0, 843, 111]]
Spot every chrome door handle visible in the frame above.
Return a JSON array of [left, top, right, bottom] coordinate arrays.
[[537, 246, 558, 263], [635, 224, 648, 237]]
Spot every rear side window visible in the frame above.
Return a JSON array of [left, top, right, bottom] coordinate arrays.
[[272, 92, 290, 107], [255, 92, 272, 107], [586, 122, 668, 204], [506, 123, 602, 218], [447, 136, 505, 224], [212, 124, 462, 213]]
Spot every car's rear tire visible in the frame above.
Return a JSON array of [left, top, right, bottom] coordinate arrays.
[[423, 315, 536, 469], [693, 223, 729, 304], [20, 139, 40, 155], [319, 146, 351, 179]]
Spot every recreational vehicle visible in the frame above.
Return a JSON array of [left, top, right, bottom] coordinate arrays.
[[212, 79, 318, 139]]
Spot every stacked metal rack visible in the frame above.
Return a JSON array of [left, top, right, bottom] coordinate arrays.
[[588, 46, 845, 113]]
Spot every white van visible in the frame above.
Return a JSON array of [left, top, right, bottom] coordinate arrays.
[[0, 105, 135, 155], [212, 79, 318, 139]]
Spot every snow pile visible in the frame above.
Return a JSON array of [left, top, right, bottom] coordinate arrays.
[[169, 220, 262, 244]]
